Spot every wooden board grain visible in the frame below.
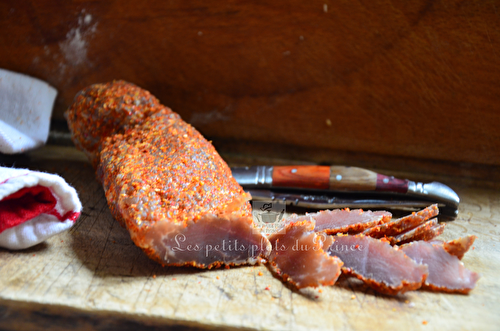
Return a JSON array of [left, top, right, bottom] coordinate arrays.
[[1, 0, 500, 166], [0, 148, 499, 330]]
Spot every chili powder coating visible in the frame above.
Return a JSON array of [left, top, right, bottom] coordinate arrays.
[[66, 81, 270, 268]]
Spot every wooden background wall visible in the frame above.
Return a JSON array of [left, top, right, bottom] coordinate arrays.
[[1, 0, 499, 169]]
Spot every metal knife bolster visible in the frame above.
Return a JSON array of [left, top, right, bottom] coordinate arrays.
[[406, 181, 460, 210], [231, 166, 274, 188]]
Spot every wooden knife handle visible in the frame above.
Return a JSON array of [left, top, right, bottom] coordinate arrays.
[[272, 165, 409, 193]]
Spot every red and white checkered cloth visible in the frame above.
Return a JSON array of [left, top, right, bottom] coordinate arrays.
[[0, 166, 81, 249]]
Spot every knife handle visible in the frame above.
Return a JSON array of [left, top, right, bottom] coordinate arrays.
[[272, 165, 409, 193]]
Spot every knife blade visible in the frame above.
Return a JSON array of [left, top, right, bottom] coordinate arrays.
[[247, 189, 437, 209], [231, 165, 459, 220]]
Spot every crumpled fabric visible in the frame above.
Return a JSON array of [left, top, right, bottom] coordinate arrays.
[[0, 166, 81, 249], [0, 69, 56, 154]]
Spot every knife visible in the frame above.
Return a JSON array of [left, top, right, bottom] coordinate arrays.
[[231, 165, 459, 220]]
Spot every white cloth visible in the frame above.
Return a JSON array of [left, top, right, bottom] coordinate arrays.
[[0, 69, 57, 154], [0, 166, 81, 249]]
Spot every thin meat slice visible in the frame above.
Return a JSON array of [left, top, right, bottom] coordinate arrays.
[[66, 81, 271, 268], [430, 236, 477, 260], [388, 219, 438, 245], [401, 241, 480, 294], [363, 204, 439, 239], [267, 219, 343, 289], [327, 235, 428, 295], [400, 223, 446, 244], [308, 209, 392, 234], [443, 235, 477, 260]]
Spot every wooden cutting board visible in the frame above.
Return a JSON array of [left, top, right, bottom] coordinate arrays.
[[0, 147, 499, 330], [2, 0, 500, 167]]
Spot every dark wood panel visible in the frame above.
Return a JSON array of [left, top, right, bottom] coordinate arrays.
[[1, 0, 499, 165]]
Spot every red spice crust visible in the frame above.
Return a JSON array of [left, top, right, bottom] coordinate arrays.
[[341, 267, 427, 295], [442, 235, 477, 260], [66, 81, 162, 167], [421, 283, 475, 294], [364, 204, 439, 239], [388, 219, 438, 245], [401, 223, 446, 244]]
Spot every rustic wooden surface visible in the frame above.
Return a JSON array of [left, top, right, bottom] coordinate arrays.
[[0, 147, 499, 330], [1, 0, 500, 166]]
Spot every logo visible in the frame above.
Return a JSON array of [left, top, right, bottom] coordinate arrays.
[[252, 200, 287, 236]]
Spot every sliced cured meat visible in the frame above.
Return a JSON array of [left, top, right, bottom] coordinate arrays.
[[306, 209, 392, 234], [363, 204, 439, 239], [388, 219, 438, 245], [401, 223, 445, 244], [327, 235, 428, 295], [66, 81, 270, 268], [400, 241, 480, 294], [443, 235, 476, 260], [430, 236, 477, 260], [267, 219, 343, 288]]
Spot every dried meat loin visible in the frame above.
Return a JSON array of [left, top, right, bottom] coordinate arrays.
[[388, 219, 438, 245], [400, 241, 480, 294], [301, 209, 392, 234], [327, 235, 428, 295], [267, 218, 343, 288], [66, 81, 270, 268], [363, 204, 439, 239]]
